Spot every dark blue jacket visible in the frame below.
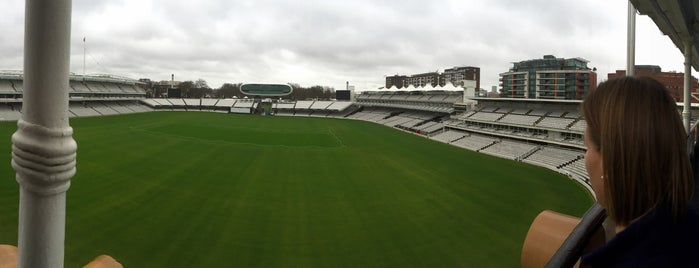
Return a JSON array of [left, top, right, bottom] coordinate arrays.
[[581, 203, 699, 267]]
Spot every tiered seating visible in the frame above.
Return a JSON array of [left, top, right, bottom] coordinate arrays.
[[468, 112, 503, 122], [431, 130, 466, 143], [11, 81, 22, 92], [70, 82, 92, 93], [569, 120, 586, 132], [233, 100, 255, 108], [119, 84, 141, 93], [510, 108, 530, 115], [0, 104, 20, 121], [386, 117, 414, 127], [450, 134, 498, 151], [479, 107, 498, 112], [295, 101, 314, 109], [356, 92, 459, 113], [444, 95, 462, 103], [122, 101, 152, 112], [420, 123, 444, 134], [152, 99, 172, 106], [326, 101, 352, 111], [141, 99, 160, 107], [183, 99, 200, 107], [547, 110, 566, 117], [103, 83, 125, 93], [498, 114, 540, 126], [69, 103, 100, 117], [564, 111, 580, 119], [536, 117, 575, 129], [479, 140, 538, 160], [0, 80, 15, 93], [348, 108, 391, 123], [310, 101, 332, 109], [561, 158, 589, 183], [215, 99, 236, 107], [167, 98, 186, 106], [276, 102, 295, 109], [522, 147, 582, 169], [90, 102, 119, 115], [105, 102, 134, 114], [201, 99, 218, 107], [529, 110, 547, 116], [86, 82, 109, 93]]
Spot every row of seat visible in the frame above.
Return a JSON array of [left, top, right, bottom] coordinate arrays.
[[429, 129, 590, 186], [0, 80, 143, 95]]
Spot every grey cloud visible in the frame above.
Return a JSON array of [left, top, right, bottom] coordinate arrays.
[[0, 0, 684, 90]]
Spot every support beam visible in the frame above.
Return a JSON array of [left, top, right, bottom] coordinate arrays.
[[684, 40, 692, 134], [627, 2, 636, 76], [12, 0, 75, 267]]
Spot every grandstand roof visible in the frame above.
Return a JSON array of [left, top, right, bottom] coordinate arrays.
[[631, 0, 699, 71], [0, 71, 139, 85], [469, 97, 582, 104]]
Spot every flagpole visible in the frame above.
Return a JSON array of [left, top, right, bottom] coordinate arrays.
[[82, 37, 85, 77]]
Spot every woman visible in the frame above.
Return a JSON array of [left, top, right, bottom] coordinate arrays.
[[580, 76, 699, 267]]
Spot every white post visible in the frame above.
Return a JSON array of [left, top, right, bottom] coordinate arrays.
[[627, 2, 636, 76], [684, 40, 692, 134], [13, 0, 75, 267]]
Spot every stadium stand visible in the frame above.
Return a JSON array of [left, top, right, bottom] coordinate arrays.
[[0, 80, 15, 93], [479, 140, 538, 160], [183, 99, 201, 108], [3, 73, 611, 192], [468, 111, 504, 122], [522, 147, 583, 169], [498, 114, 540, 126], [568, 119, 586, 132], [310, 101, 332, 110], [69, 103, 101, 117], [71, 82, 92, 93], [535, 117, 575, 130], [449, 133, 498, 151], [431, 129, 467, 143], [0, 103, 21, 121], [294, 101, 314, 109], [201, 99, 219, 107], [215, 98, 236, 108], [167, 98, 186, 107]]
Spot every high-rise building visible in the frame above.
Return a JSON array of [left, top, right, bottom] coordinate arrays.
[[386, 75, 408, 89], [385, 66, 480, 89], [441, 66, 480, 89], [406, 72, 440, 88], [608, 65, 699, 103], [500, 55, 597, 100]]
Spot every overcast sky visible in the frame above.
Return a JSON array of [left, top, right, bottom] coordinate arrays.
[[0, 0, 689, 91]]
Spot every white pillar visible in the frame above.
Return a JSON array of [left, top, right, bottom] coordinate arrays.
[[12, 0, 75, 267], [627, 2, 636, 76], [684, 40, 692, 134]]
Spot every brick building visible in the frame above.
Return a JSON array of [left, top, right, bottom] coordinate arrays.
[[608, 65, 699, 103]]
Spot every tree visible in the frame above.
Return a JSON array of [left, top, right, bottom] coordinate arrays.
[[216, 83, 242, 98], [178, 81, 194, 98], [194, 79, 209, 89]]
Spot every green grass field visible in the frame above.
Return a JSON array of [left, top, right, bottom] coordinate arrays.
[[0, 112, 593, 267]]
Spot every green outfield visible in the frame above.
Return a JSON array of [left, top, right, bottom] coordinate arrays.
[[0, 112, 593, 267]]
